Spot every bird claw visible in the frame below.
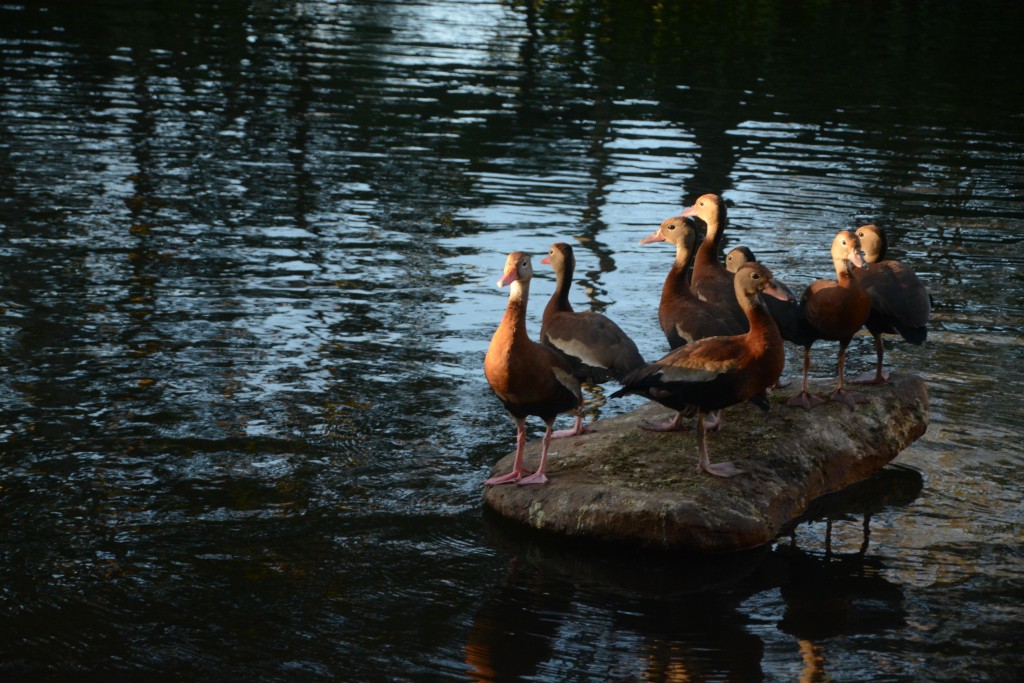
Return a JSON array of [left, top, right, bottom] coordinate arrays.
[[703, 412, 725, 432], [484, 470, 526, 487], [640, 412, 690, 432], [516, 471, 548, 486], [830, 389, 868, 410], [700, 461, 744, 477], [552, 424, 591, 438], [851, 369, 889, 385], [787, 392, 825, 410]]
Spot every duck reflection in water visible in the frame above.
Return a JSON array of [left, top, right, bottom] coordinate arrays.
[[466, 466, 920, 682], [464, 549, 765, 682]]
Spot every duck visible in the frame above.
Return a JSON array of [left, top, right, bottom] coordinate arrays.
[[725, 246, 757, 273], [641, 216, 747, 349], [611, 263, 788, 477], [723, 244, 806, 347], [787, 230, 872, 411], [484, 251, 583, 486], [680, 194, 745, 323], [539, 242, 645, 433], [849, 224, 931, 385], [639, 215, 749, 431]]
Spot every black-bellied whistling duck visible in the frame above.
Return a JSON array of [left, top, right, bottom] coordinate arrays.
[[723, 244, 805, 348], [680, 194, 742, 317], [788, 230, 872, 411], [850, 224, 930, 384], [725, 246, 756, 273], [611, 263, 788, 477], [539, 242, 644, 434], [484, 252, 583, 486], [641, 216, 747, 349], [639, 216, 748, 432]]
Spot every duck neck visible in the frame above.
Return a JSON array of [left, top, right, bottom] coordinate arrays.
[[544, 259, 574, 320], [503, 280, 531, 342], [871, 234, 889, 263], [694, 216, 724, 272], [835, 259, 857, 288], [741, 294, 782, 349], [666, 243, 694, 298]]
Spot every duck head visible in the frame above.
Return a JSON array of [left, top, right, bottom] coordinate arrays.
[[498, 251, 533, 287]]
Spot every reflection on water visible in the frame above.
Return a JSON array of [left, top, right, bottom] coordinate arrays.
[[469, 470, 918, 682], [2, 0, 1024, 680]]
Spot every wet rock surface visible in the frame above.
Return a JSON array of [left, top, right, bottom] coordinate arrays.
[[482, 374, 929, 553]]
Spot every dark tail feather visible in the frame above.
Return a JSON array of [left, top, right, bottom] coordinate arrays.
[[747, 391, 771, 413], [899, 324, 927, 345]]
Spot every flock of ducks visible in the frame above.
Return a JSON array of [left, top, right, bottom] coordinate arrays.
[[483, 194, 930, 485]]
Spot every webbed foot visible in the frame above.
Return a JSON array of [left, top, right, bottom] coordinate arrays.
[[484, 470, 526, 487], [641, 411, 690, 432], [700, 460, 744, 477], [516, 471, 548, 486], [830, 388, 868, 410], [787, 391, 825, 410], [851, 369, 889, 385]]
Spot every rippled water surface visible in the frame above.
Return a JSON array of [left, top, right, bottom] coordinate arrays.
[[2, 1, 1023, 680]]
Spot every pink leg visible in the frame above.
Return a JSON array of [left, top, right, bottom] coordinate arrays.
[[787, 346, 824, 410], [551, 414, 590, 438], [695, 410, 743, 477], [642, 405, 696, 432], [518, 420, 554, 485], [830, 340, 868, 410], [852, 334, 889, 385], [484, 418, 532, 486], [703, 409, 726, 433]]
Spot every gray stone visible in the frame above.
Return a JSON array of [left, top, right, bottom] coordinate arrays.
[[482, 373, 928, 553]]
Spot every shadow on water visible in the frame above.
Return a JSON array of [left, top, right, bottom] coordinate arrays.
[[468, 465, 922, 681]]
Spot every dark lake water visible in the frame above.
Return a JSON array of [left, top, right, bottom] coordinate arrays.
[[2, 0, 1023, 680]]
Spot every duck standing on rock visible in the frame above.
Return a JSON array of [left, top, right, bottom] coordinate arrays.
[[850, 224, 931, 385], [722, 243, 804, 347], [539, 242, 645, 435], [680, 194, 745, 326], [788, 230, 872, 411], [643, 215, 747, 349], [611, 263, 789, 477], [639, 215, 747, 431], [484, 252, 583, 486]]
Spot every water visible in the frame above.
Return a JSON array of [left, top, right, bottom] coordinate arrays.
[[2, 0, 1022, 680]]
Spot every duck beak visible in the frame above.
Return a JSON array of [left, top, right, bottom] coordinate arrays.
[[763, 280, 793, 302], [639, 229, 666, 244], [540, 255, 552, 265], [850, 250, 867, 269], [680, 204, 697, 218], [497, 269, 518, 287]]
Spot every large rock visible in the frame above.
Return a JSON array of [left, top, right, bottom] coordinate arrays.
[[482, 373, 928, 553]]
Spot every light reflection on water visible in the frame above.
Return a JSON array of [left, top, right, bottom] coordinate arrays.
[[2, 0, 1024, 680]]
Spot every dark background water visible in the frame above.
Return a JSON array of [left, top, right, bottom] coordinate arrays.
[[2, 0, 1023, 680]]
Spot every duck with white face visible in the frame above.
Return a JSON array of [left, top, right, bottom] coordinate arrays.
[[483, 251, 583, 487], [787, 230, 872, 411]]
